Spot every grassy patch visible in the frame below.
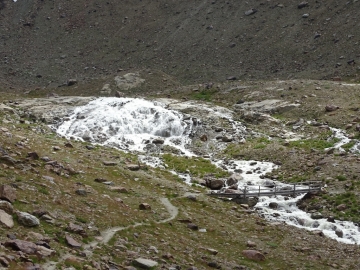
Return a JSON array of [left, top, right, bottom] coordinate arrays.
[[191, 88, 217, 102], [162, 154, 229, 178], [288, 138, 338, 151]]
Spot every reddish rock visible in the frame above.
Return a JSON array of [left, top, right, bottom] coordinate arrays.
[[336, 204, 347, 211], [0, 185, 16, 203], [242, 250, 265, 261], [65, 235, 82, 248], [4, 239, 38, 254]]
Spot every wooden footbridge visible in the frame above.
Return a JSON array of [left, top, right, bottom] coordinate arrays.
[[208, 181, 323, 200]]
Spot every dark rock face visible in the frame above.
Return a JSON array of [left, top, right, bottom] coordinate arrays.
[[0, 1, 359, 87]]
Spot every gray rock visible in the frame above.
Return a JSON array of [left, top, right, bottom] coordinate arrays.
[[298, 2, 309, 9], [115, 73, 145, 90], [222, 135, 233, 142], [75, 189, 87, 196], [311, 212, 323, 220], [245, 9, 257, 16], [0, 200, 14, 214], [269, 202, 278, 209], [226, 173, 242, 186], [205, 178, 225, 190], [100, 84, 112, 95], [65, 235, 82, 248], [0, 185, 16, 203], [242, 250, 265, 261], [17, 212, 40, 227], [133, 258, 158, 269], [335, 229, 343, 238], [103, 161, 118, 166], [0, 209, 14, 228]]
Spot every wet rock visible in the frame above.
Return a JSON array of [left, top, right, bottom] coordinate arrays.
[[205, 177, 225, 190], [226, 173, 242, 186], [133, 258, 158, 269], [152, 138, 164, 144], [17, 212, 40, 227], [242, 250, 265, 261], [269, 202, 278, 209], [0, 200, 14, 214], [65, 235, 82, 248], [0, 185, 16, 203], [0, 209, 14, 228], [335, 229, 343, 238], [263, 180, 275, 188], [327, 216, 335, 223], [312, 230, 324, 237], [115, 91, 125, 98], [139, 203, 151, 210], [311, 212, 323, 220]]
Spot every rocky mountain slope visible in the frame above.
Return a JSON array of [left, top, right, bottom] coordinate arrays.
[[1, 0, 360, 90]]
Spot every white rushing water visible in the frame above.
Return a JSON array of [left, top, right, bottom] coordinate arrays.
[[56, 97, 194, 154], [55, 97, 360, 245], [329, 127, 360, 154]]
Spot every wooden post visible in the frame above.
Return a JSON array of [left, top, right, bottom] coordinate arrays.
[[244, 187, 247, 198], [293, 184, 296, 196], [258, 186, 261, 197]]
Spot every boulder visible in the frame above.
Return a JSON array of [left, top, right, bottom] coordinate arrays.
[[0, 200, 14, 214], [226, 173, 243, 186], [17, 212, 40, 227], [0, 185, 16, 203], [325, 105, 339, 112], [4, 240, 38, 254], [65, 235, 82, 248], [242, 250, 265, 261], [311, 212, 323, 220], [100, 84, 112, 95], [0, 209, 14, 228], [126, 164, 140, 171], [205, 178, 225, 190], [133, 258, 158, 269], [115, 73, 145, 90], [269, 202, 278, 209]]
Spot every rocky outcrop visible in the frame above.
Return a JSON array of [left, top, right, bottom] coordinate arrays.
[[115, 73, 145, 90]]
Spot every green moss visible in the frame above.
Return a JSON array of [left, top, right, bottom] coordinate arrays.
[[288, 138, 338, 151], [162, 154, 229, 178], [336, 175, 347, 181]]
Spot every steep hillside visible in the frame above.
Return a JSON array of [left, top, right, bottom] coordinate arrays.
[[0, 0, 360, 90]]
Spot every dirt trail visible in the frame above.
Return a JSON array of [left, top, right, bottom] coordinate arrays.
[[42, 197, 179, 270]]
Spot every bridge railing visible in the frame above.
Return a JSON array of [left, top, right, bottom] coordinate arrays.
[[208, 181, 323, 199]]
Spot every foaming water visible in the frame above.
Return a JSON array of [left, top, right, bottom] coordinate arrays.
[[329, 127, 360, 154], [55, 97, 360, 245], [56, 97, 194, 153]]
